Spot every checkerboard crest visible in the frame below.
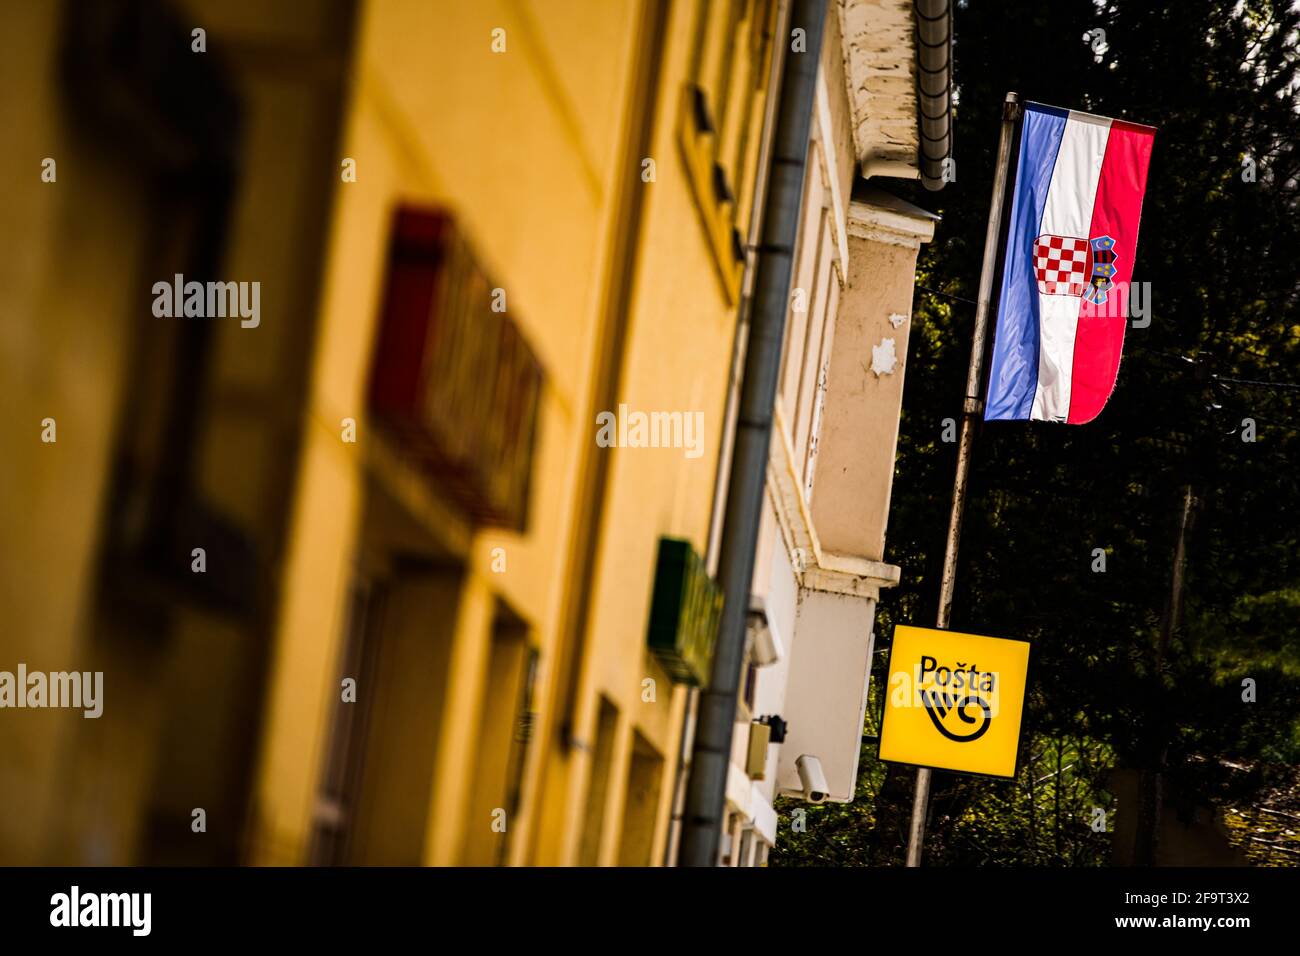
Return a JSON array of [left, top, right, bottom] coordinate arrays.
[[1033, 234, 1090, 296], [1032, 233, 1121, 303]]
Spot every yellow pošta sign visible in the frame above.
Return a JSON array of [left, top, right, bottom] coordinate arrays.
[[878, 625, 1031, 778]]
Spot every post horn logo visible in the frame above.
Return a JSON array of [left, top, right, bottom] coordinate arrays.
[[918, 655, 997, 743]]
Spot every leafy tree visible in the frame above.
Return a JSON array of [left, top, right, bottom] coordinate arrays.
[[773, 0, 1300, 867]]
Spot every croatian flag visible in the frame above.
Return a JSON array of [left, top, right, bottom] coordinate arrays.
[[985, 102, 1156, 423]]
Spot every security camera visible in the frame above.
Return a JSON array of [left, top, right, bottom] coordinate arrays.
[[796, 754, 829, 804]]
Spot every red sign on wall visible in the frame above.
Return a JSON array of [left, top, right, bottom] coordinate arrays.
[[368, 207, 543, 532]]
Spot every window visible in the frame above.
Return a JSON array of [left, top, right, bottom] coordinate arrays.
[[579, 698, 621, 865], [739, 826, 756, 867], [618, 733, 665, 866], [309, 482, 464, 866], [742, 657, 758, 714], [678, 0, 778, 302], [462, 600, 536, 866]]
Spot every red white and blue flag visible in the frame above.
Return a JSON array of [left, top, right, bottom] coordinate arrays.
[[985, 102, 1156, 423]]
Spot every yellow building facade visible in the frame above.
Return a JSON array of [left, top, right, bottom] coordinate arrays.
[[248, 0, 781, 866]]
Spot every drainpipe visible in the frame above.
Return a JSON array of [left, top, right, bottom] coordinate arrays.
[[678, 0, 827, 868], [915, 0, 953, 190]]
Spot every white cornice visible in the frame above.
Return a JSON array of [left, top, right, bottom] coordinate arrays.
[[847, 198, 936, 249], [836, 0, 920, 181]]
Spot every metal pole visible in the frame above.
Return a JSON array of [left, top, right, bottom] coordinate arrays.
[[679, 0, 827, 867], [905, 90, 1021, 867]]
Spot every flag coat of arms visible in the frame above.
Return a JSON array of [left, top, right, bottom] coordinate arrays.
[[985, 102, 1156, 423]]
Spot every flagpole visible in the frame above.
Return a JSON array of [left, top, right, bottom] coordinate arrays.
[[905, 90, 1021, 868]]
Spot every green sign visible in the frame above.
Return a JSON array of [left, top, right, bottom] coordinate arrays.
[[646, 538, 723, 687]]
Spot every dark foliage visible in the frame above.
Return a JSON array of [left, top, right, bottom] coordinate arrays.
[[774, 0, 1300, 866]]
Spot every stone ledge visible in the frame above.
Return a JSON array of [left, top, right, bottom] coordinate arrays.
[[766, 399, 902, 601]]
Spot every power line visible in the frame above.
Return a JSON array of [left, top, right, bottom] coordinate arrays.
[[1127, 346, 1300, 392], [1131, 345, 1198, 364], [915, 284, 978, 307], [1211, 373, 1300, 391]]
